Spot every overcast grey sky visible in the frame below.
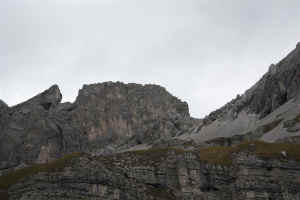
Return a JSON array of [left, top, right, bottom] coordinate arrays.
[[1, 0, 300, 117]]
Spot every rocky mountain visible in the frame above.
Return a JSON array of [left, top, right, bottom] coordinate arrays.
[[0, 82, 192, 171], [1, 42, 300, 199], [179, 42, 300, 144]]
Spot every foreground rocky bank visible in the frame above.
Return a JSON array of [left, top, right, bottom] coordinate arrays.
[[1, 141, 300, 200]]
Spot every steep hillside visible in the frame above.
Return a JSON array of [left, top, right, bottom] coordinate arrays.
[[180, 42, 300, 143]]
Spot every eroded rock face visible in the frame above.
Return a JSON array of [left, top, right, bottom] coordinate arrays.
[[71, 82, 190, 146], [0, 85, 64, 170], [6, 146, 300, 200], [0, 82, 192, 170]]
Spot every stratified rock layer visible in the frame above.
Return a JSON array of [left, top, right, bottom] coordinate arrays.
[[4, 142, 300, 200]]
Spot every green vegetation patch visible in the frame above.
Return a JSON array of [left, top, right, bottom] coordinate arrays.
[[0, 152, 84, 191]]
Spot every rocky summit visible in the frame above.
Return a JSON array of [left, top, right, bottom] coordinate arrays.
[[1, 43, 300, 200]]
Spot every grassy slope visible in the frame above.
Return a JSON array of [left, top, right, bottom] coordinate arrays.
[[0, 152, 84, 200], [1, 141, 300, 199]]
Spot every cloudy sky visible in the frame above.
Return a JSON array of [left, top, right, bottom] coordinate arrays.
[[1, 0, 300, 117]]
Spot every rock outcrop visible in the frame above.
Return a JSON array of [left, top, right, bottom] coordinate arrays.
[[0, 85, 63, 170], [0, 82, 192, 171], [70, 82, 191, 148]]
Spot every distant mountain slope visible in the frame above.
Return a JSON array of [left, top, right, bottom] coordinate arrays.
[[180, 42, 300, 143]]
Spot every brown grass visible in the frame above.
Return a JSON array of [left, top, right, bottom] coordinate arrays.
[[198, 146, 234, 166], [197, 141, 300, 166], [112, 148, 185, 167], [0, 152, 84, 192], [106, 141, 300, 168]]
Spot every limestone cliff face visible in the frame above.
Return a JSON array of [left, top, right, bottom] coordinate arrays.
[[0, 82, 192, 170], [71, 82, 190, 146], [0, 85, 64, 169]]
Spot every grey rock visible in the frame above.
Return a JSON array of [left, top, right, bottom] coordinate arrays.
[[0, 99, 8, 110], [204, 42, 300, 122], [184, 42, 300, 143], [0, 82, 192, 170]]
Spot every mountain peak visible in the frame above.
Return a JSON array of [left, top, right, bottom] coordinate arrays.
[[43, 84, 62, 103], [12, 84, 62, 111], [268, 64, 278, 75], [0, 99, 8, 108], [36, 84, 62, 110]]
